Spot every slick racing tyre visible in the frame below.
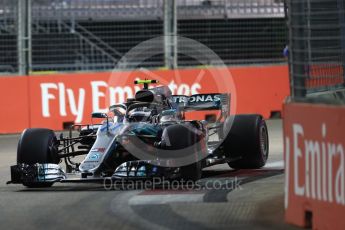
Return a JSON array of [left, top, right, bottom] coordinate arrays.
[[222, 115, 269, 169], [17, 128, 60, 188], [180, 161, 202, 181], [161, 124, 205, 181]]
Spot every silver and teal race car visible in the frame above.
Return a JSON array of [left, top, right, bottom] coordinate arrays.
[[8, 80, 269, 188]]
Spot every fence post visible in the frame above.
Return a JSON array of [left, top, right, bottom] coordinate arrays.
[[164, 0, 177, 69], [17, 0, 31, 75], [288, 0, 307, 98]]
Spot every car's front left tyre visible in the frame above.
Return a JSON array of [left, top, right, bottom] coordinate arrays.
[[17, 128, 60, 188]]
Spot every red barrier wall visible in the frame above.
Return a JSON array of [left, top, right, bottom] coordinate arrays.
[[284, 103, 345, 230], [230, 65, 289, 117], [0, 76, 30, 133], [0, 65, 289, 133]]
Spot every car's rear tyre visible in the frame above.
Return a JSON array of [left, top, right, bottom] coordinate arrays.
[[222, 115, 269, 169], [17, 128, 60, 188], [161, 124, 204, 181]]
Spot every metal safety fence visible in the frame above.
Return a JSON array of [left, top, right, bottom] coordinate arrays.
[[0, 0, 286, 74], [287, 0, 345, 98], [0, 1, 18, 73]]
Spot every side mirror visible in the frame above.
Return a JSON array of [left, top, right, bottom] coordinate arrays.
[[91, 112, 109, 133], [161, 109, 176, 116], [92, 112, 108, 119]]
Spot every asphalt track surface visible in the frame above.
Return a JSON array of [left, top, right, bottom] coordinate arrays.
[[0, 120, 302, 230]]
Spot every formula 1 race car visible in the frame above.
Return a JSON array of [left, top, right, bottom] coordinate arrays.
[[8, 80, 269, 188]]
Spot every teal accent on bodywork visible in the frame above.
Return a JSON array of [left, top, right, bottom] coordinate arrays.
[[127, 123, 161, 137], [162, 109, 176, 116]]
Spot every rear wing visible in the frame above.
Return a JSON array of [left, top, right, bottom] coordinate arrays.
[[172, 93, 230, 114]]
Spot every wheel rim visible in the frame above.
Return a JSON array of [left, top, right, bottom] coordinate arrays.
[[259, 123, 269, 161]]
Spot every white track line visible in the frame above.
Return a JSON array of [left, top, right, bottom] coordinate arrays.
[[264, 160, 284, 169], [129, 194, 205, 205]]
